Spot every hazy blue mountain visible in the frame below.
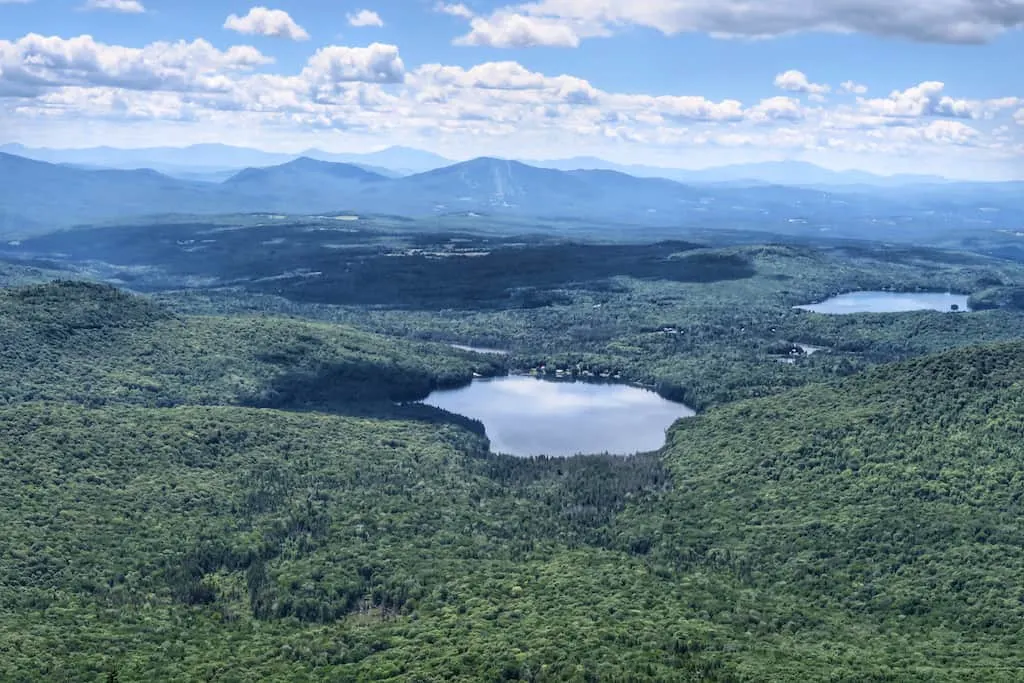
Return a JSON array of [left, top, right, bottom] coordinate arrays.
[[0, 142, 967, 187], [226, 156, 388, 185], [371, 157, 837, 219], [683, 160, 952, 187], [160, 168, 245, 183], [0, 143, 296, 173], [0, 142, 439, 178], [2, 152, 1022, 240], [302, 146, 453, 174], [222, 157, 389, 213], [368, 158, 645, 216], [528, 156, 952, 187], [0, 152, 242, 232]]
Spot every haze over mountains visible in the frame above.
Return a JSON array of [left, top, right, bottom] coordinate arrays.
[[0, 142, 959, 187], [1, 149, 1022, 239], [0, 143, 447, 178]]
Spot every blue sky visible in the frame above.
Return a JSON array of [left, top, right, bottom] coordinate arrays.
[[1, 0, 1023, 178]]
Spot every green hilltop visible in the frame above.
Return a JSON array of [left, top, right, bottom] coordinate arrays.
[[0, 281, 503, 412]]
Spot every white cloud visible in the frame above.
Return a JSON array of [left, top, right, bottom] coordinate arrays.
[[31, 86, 196, 121], [610, 93, 746, 122], [224, 7, 310, 41], [303, 43, 406, 93], [983, 97, 1023, 115], [436, 2, 474, 18], [84, 0, 144, 12], [857, 82, 1019, 120], [348, 9, 384, 27], [0, 34, 271, 97], [747, 96, 805, 122], [876, 120, 982, 145], [773, 70, 830, 95], [477, 0, 1024, 45], [415, 62, 548, 90], [840, 81, 868, 95], [454, 12, 585, 47], [859, 81, 953, 117], [2, 32, 1021, 177]]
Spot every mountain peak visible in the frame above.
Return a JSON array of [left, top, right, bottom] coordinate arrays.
[[226, 157, 388, 184]]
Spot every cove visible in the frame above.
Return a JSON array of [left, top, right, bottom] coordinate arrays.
[[796, 291, 970, 314], [421, 375, 695, 457]]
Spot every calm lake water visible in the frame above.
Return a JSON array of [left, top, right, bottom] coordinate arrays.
[[796, 291, 970, 314], [449, 344, 509, 355], [422, 375, 695, 457]]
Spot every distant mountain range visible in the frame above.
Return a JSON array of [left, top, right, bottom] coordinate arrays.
[[525, 157, 955, 188], [1, 151, 1021, 238], [0, 142, 973, 188], [0, 143, 448, 178]]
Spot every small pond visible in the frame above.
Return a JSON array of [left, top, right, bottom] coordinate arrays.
[[795, 291, 969, 314], [421, 375, 695, 457]]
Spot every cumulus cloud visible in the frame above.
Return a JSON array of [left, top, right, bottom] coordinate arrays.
[[840, 81, 868, 95], [610, 93, 745, 122], [875, 120, 982, 145], [2, 30, 1021, 170], [224, 7, 310, 41], [478, 0, 1024, 45], [32, 86, 196, 121], [857, 82, 1018, 120], [773, 70, 830, 95], [454, 12, 585, 47], [348, 9, 384, 27], [984, 97, 1023, 114], [412, 61, 600, 108], [0, 34, 272, 97], [436, 2, 474, 18], [747, 96, 805, 122], [416, 62, 549, 90], [84, 0, 144, 12], [303, 43, 406, 97]]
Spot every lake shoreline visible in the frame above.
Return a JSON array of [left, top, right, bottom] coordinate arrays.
[[420, 375, 696, 458]]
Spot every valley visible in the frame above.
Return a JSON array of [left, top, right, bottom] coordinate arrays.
[[1, 270, 1023, 680], [2, 162, 1024, 682]]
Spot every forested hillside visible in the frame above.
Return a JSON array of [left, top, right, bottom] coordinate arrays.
[[1, 281, 1024, 680], [0, 281, 503, 411], [622, 342, 1024, 677]]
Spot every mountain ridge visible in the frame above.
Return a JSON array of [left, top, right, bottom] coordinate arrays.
[[4, 141, 992, 186], [2, 150, 1023, 237]]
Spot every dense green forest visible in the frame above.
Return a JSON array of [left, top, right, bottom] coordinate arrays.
[[0, 281, 503, 412], [155, 239, 1024, 409], [2, 281, 1024, 680]]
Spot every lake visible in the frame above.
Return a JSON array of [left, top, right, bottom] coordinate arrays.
[[450, 344, 509, 355], [795, 291, 970, 314], [421, 375, 695, 457]]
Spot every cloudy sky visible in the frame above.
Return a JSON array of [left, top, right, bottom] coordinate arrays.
[[1, 0, 1022, 178]]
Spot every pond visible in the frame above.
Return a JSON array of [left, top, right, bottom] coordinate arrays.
[[795, 291, 970, 314], [421, 375, 695, 457]]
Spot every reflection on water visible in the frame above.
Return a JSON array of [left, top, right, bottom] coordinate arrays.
[[422, 375, 695, 457], [450, 344, 509, 355], [796, 291, 970, 314]]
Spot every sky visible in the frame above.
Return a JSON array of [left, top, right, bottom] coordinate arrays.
[[1, 0, 1023, 179]]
